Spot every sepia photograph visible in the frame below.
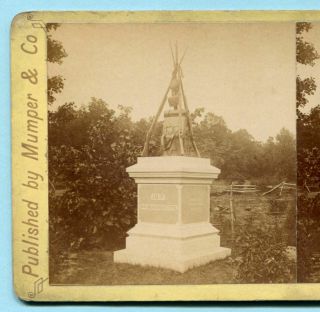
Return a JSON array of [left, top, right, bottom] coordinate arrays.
[[46, 21, 312, 285], [10, 9, 320, 301]]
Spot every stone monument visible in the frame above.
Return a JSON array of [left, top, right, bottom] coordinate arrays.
[[114, 46, 231, 272]]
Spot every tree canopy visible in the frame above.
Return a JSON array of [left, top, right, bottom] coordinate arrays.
[[49, 98, 296, 257], [296, 22, 320, 187], [296, 22, 320, 282]]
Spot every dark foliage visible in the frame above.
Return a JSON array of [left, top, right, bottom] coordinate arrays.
[[296, 22, 319, 66], [49, 98, 296, 262], [49, 100, 140, 254], [296, 77, 317, 111], [193, 109, 296, 183], [48, 75, 65, 104], [47, 23, 68, 64], [297, 194, 320, 282], [47, 23, 67, 105], [296, 22, 320, 282], [234, 222, 294, 283]]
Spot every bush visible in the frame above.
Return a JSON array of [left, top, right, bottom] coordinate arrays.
[[297, 193, 320, 282], [49, 100, 142, 258], [234, 217, 295, 283]]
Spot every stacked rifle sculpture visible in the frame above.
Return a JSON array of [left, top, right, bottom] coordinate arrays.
[[142, 44, 200, 157]]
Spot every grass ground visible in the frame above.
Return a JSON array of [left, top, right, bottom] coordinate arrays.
[[50, 191, 296, 285], [51, 250, 234, 285]]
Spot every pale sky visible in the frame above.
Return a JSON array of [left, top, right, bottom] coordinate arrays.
[[48, 23, 296, 142], [297, 23, 320, 113]]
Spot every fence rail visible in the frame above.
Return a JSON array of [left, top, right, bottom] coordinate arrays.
[[225, 184, 257, 194], [262, 182, 296, 196], [215, 181, 297, 243]]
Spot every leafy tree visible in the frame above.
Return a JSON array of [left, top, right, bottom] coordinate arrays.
[[296, 22, 320, 187], [47, 23, 67, 105], [47, 23, 68, 64], [192, 107, 295, 182], [192, 109, 232, 169], [296, 22, 320, 282], [48, 76, 65, 105], [296, 22, 319, 120], [49, 99, 140, 264], [296, 22, 319, 66], [222, 129, 262, 180], [274, 128, 296, 181], [296, 77, 317, 112], [192, 109, 295, 183]]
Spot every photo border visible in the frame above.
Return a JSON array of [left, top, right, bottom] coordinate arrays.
[[11, 10, 320, 301]]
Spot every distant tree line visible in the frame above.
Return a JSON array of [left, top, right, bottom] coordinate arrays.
[[191, 108, 296, 183]]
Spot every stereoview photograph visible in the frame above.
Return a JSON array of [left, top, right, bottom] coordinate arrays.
[[13, 15, 320, 294]]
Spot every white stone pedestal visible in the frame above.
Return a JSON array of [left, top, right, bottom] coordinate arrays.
[[114, 156, 231, 273]]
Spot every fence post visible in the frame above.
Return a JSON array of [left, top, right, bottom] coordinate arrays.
[[230, 182, 234, 243], [280, 182, 284, 196]]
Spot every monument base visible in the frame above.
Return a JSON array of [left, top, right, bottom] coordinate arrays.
[[114, 156, 231, 273], [114, 222, 231, 273]]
